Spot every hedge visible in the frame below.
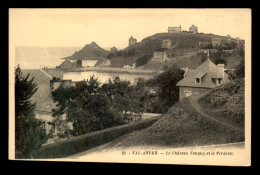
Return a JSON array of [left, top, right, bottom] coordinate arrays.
[[30, 116, 162, 159]]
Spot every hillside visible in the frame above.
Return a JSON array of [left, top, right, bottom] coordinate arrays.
[[108, 32, 242, 70], [124, 32, 229, 56], [198, 78, 245, 129], [81, 78, 245, 149], [62, 42, 110, 60]]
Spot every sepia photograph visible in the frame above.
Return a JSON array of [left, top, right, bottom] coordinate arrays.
[[9, 8, 251, 166]]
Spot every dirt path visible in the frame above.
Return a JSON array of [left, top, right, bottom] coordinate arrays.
[[189, 92, 242, 131]]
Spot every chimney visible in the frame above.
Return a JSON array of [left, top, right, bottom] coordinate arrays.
[[217, 64, 225, 78], [183, 67, 188, 77]]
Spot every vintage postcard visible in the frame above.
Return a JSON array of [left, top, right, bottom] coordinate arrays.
[[9, 8, 251, 166]]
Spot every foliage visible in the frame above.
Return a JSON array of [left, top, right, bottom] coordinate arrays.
[[199, 78, 245, 128], [200, 43, 213, 49], [30, 116, 160, 158], [147, 64, 184, 113], [135, 54, 153, 67], [15, 71, 48, 158], [235, 59, 245, 78], [51, 75, 148, 136], [239, 48, 245, 57]]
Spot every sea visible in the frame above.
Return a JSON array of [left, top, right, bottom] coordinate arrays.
[[15, 47, 82, 69], [15, 47, 154, 84]]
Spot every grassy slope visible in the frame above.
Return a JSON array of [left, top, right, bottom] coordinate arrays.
[[95, 93, 244, 149], [198, 78, 245, 129]]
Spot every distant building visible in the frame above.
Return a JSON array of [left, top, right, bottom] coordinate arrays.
[[95, 59, 111, 67], [50, 78, 75, 92], [111, 46, 118, 52], [199, 49, 218, 54], [161, 39, 172, 48], [168, 25, 182, 33], [189, 25, 198, 34], [123, 63, 136, 69], [199, 41, 212, 48], [21, 69, 72, 140], [151, 48, 167, 62], [234, 37, 245, 45], [176, 51, 231, 101], [226, 34, 231, 38], [129, 36, 137, 47], [212, 37, 222, 47]]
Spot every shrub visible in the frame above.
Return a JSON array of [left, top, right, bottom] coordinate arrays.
[[15, 69, 49, 158], [30, 116, 161, 158], [135, 54, 152, 67]]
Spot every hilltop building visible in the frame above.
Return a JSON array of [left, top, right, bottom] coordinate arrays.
[[151, 48, 167, 62], [168, 26, 182, 33], [176, 51, 231, 101], [161, 39, 172, 48], [189, 25, 198, 34], [129, 36, 137, 47], [111, 46, 118, 52], [226, 34, 231, 38]]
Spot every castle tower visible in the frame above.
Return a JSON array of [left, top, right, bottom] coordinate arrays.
[[129, 36, 137, 47]]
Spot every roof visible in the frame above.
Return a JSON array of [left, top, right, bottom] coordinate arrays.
[[176, 59, 230, 88], [189, 25, 197, 29], [168, 26, 181, 30], [194, 72, 207, 78], [22, 69, 57, 113]]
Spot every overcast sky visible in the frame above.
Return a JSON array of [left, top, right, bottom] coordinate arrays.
[[9, 8, 251, 49]]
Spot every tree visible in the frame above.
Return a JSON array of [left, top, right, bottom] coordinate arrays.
[[239, 48, 245, 57], [235, 59, 245, 78], [135, 54, 152, 67], [103, 77, 147, 121], [15, 67, 48, 158], [51, 75, 150, 136], [147, 64, 184, 113]]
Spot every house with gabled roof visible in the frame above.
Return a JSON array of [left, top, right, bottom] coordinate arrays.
[[176, 51, 232, 100]]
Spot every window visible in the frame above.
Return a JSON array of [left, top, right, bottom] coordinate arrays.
[[195, 78, 201, 84]]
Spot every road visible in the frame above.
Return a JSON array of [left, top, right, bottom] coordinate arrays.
[[188, 92, 242, 131]]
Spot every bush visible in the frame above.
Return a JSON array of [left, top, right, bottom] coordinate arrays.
[[235, 59, 245, 78], [15, 69, 49, 158], [147, 64, 184, 113], [135, 54, 152, 67], [30, 116, 161, 158]]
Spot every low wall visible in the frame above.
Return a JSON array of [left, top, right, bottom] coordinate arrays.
[[42, 68, 63, 79], [30, 116, 162, 159]]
